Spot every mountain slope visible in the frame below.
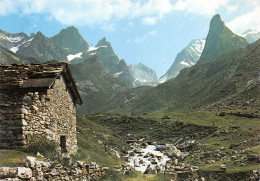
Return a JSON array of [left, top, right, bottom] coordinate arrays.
[[69, 56, 128, 114], [160, 39, 205, 83], [0, 46, 39, 64], [128, 63, 158, 86], [72, 37, 135, 87], [51, 26, 89, 55], [16, 32, 67, 63], [0, 29, 31, 53], [198, 14, 248, 63], [106, 40, 260, 114], [242, 29, 260, 43]]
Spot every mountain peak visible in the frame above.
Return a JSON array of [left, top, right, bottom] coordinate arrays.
[[198, 14, 248, 63], [96, 37, 109, 46], [51, 26, 89, 54], [36, 31, 44, 37], [211, 14, 222, 23], [209, 14, 225, 34], [61, 26, 79, 34]]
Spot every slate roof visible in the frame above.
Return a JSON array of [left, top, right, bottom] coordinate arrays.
[[0, 62, 82, 105]]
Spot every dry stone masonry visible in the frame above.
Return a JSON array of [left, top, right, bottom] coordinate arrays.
[[0, 156, 108, 180], [0, 63, 82, 156]]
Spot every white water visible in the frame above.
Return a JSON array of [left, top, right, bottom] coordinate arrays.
[[126, 145, 170, 173]]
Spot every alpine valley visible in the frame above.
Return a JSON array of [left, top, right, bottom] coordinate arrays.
[[0, 14, 259, 181]]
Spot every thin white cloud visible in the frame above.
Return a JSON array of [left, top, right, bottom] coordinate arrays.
[[102, 24, 116, 31], [142, 16, 159, 25], [226, 4, 238, 13], [173, 0, 229, 16], [0, 0, 16, 15], [134, 30, 156, 43], [227, 6, 260, 34], [0, 0, 173, 26]]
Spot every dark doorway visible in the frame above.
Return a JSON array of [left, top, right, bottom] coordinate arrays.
[[60, 136, 67, 153]]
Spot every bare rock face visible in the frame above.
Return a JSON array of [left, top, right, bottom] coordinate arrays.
[[159, 39, 205, 83], [198, 14, 248, 63], [128, 63, 158, 86]]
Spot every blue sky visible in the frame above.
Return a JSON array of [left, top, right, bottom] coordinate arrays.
[[0, 0, 259, 77]]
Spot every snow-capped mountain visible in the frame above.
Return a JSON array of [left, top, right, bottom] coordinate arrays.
[[0, 46, 38, 65], [70, 37, 135, 87], [0, 29, 31, 53], [0, 27, 136, 87], [241, 29, 260, 43], [159, 39, 205, 83], [128, 63, 158, 86]]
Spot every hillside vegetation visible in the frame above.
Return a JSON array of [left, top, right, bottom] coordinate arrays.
[[103, 40, 260, 114]]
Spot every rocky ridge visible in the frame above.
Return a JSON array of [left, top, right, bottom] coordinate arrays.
[[160, 39, 205, 83]]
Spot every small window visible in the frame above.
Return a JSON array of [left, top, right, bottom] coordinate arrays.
[[60, 136, 67, 153]]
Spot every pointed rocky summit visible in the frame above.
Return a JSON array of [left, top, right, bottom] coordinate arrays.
[[198, 14, 248, 63]]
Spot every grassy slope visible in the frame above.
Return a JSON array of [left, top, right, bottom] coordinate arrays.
[[75, 115, 129, 168], [107, 40, 260, 114]]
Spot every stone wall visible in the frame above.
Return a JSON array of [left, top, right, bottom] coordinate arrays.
[[0, 90, 24, 148], [0, 156, 108, 181], [0, 75, 78, 155]]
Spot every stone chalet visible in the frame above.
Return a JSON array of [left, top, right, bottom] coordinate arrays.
[[0, 62, 82, 156]]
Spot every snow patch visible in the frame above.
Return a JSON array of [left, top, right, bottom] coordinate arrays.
[[0, 35, 23, 42], [88, 46, 108, 52], [114, 71, 123, 77], [90, 52, 96, 55], [180, 61, 190, 67], [191, 40, 205, 54], [10, 47, 19, 53], [9, 38, 34, 53], [190, 62, 195, 65], [67, 52, 83, 61], [8, 36, 23, 42], [88, 47, 99, 51]]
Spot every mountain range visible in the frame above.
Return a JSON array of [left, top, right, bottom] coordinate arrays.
[[160, 14, 259, 83], [76, 14, 259, 114], [101, 39, 260, 114], [0, 27, 157, 87], [0, 14, 259, 115]]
